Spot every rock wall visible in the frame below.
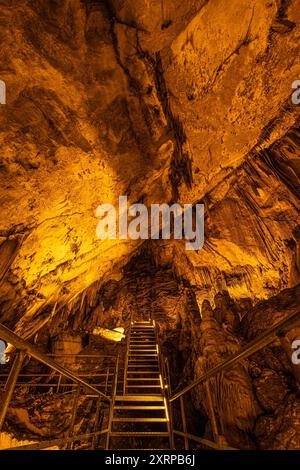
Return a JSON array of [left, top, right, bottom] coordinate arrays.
[[0, 0, 300, 450]]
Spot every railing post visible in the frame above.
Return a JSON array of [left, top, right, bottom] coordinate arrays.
[[65, 384, 81, 449], [204, 380, 220, 444], [106, 353, 119, 450], [179, 395, 189, 450], [92, 397, 103, 450], [164, 357, 175, 449], [0, 350, 25, 431], [0, 323, 111, 402], [123, 321, 132, 395], [105, 366, 109, 395], [56, 373, 62, 393], [170, 309, 300, 404]]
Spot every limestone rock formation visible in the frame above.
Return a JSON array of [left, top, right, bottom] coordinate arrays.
[[0, 0, 300, 451]]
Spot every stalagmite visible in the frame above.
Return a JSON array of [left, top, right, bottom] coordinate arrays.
[[0, 0, 299, 454]]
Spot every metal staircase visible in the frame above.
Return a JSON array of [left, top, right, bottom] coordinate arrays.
[[106, 320, 172, 450], [2, 307, 300, 450]]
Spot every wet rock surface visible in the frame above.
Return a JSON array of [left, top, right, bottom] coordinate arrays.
[[0, 0, 300, 450]]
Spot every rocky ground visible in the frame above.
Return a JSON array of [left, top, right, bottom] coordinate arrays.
[[0, 0, 300, 450]]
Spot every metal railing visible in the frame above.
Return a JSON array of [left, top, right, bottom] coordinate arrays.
[[0, 355, 117, 394], [2, 307, 300, 450], [153, 319, 174, 449], [123, 320, 132, 395], [163, 308, 300, 450], [0, 322, 119, 450]]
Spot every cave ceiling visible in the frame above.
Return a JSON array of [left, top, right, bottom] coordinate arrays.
[[0, 0, 299, 337]]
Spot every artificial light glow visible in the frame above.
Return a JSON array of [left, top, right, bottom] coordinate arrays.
[[92, 327, 125, 342]]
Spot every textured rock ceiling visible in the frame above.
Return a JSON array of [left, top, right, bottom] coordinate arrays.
[[0, 0, 299, 337]]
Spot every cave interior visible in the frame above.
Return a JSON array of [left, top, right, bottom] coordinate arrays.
[[0, 0, 300, 451]]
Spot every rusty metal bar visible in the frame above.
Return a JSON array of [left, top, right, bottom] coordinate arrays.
[[204, 380, 219, 443], [173, 430, 237, 450], [56, 373, 62, 393], [106, 353, 119, 450], [164, 357, 175, 449], [179, 395, 189, 450], [170, 309, 300, 402], [48, 354, 116, 358], [0, 322, 111, 402], [2, 429, 109, 451], [123, 321, 131, 395], [65, 385, 81, 450], [154, 325, 174, 450], [0, 373, 114, 378], [92, 397, 103, 450], [0, 351, 25, 431], [4, 383, 112, 388], [104, 366, 109, 395]]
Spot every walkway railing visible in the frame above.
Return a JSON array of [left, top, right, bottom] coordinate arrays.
[[2, 307, 300, 450], [0, 322, 119, 450], [164, 308, 300, 450]]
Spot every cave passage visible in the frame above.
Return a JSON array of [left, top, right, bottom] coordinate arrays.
[[0, 0, 300, 453]]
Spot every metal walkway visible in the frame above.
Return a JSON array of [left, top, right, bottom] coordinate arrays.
[[1, 306, 300, 450], [106, 320, 172, 450]]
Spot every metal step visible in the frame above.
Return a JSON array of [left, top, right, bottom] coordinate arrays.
[[128, 359, 159, 369], [125, 385, 161, 389], [131, 323, 154, 331], [131, 329, 155, 332], [131, 331, 155, 334], [110, 432, 169, 437], [129, 351, 157, 354], [128, 358, 158, 362], [130, 340, 156, 343], [127, 378, 160, 381], [130, 339, 156, 342], [131, 326, 154, 329], [115, 396, 164, 401], [129, 354, 158, 357], [130, 336, 156, 339], [127, 365, 159, 367], [112, 418, 168, 423], [128, 370, 159, 375], [130, 337, 156, 340], [127, 363, 160, 368], [129, 351, 158, 354], [114, 406, 165, 410], [104, 320, 172, 450], [127, 366, 159, 369], [129, 347, 157, 350]]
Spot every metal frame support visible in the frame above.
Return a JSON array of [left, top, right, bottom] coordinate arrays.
[[204, 380, 219, 444], [123, 321, 132, 395], [65, 385, 81, 450], [179, 395, 189, 449], [0, 351, 25, 431], [92, 397, 103, 449], [106, 353, 119, 450], [0, 322, 110, 402]]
